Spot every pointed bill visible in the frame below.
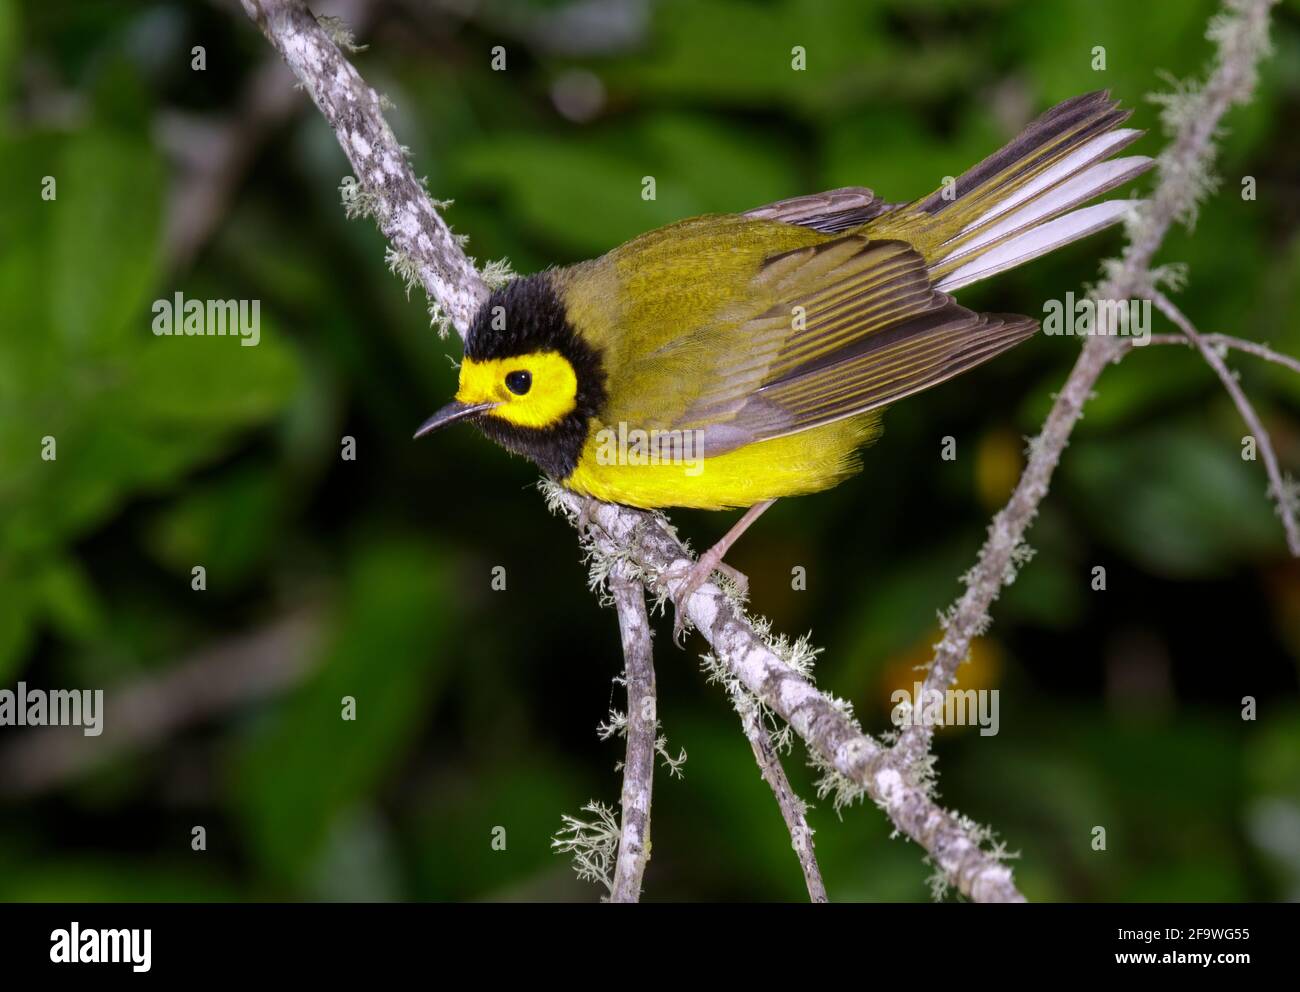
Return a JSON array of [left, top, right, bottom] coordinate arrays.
[[413, 400, 497, 438]]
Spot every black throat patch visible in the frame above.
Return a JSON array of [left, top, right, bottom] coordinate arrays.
[[465, 273, 608, 480]]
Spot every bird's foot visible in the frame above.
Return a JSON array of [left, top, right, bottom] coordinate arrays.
[[666, 499, 774, 640], [669, 548, 748, 640]]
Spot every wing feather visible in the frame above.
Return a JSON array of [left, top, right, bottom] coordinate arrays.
[[744, 186, 890, 233], [602, 234, 1037, 458]]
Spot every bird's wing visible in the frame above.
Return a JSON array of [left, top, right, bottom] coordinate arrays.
[[743, 186, 891, 233], [600, 233, 1036, 459]]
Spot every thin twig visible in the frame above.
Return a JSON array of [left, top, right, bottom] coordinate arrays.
[[1142, 333, 1300, 376], [731, 688, 828, 902], [608, 566, 656, 903], [1149, 289, 1300, 555], [892, 0, 1279, 769]]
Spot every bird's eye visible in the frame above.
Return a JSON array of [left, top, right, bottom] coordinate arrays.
[[505, 370, 532, 395]]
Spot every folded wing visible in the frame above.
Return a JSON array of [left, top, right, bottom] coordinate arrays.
[[601, 234, 1036, 459]]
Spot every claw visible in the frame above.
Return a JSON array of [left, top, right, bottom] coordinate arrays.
[[670, 563, 708, 641], [669, 556, 748, 640], [666, 499, 776, 640]]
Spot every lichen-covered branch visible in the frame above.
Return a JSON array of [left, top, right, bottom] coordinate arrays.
[[608, 567, 656, 903], [730, 687, 828, 903], [239, 0, 488, 336], [892, 0, 1280, 768], [553, 489, 1024, 903]]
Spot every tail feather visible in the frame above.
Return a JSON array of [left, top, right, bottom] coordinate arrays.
[[951, 130, 1144, 239], [917, 90, 1132, 217], [878, 91, 1153, 292], [944, 155, 1149, 264], [936, 200, 1136, 292]]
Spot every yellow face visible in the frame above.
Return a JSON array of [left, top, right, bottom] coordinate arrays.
[[455, 350, 578, 429]]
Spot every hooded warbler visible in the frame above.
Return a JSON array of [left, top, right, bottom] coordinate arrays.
[[416, 91, 1151, 602]]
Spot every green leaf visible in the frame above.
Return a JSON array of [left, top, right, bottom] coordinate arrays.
[[50, 129, 162, 352], [0, 121, 300, 674], [127, 314, 298, 423], [31, 553, 106, 642], [1010, 0, 1215, 113]]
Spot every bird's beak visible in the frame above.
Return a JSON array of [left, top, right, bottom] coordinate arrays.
[[412, 400, 498, 439]]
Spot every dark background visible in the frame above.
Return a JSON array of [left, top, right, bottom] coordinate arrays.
[[1, 0, 1298, 901]]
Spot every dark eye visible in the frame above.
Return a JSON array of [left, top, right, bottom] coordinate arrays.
[[505, 370, 532, 395]]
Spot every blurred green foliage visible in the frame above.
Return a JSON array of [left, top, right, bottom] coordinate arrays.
[[0, 0, 1298, 902]]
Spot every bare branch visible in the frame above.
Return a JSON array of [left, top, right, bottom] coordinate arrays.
[[608, 567, 656, 903], [1149, 290, 1300, 555], [730, 688, 828, 902], [892, 0, 1279, 769]]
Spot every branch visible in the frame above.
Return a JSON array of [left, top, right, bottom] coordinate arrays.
[[1149, 289, 1300, 555], [557, 490, 1024, 903], [608, 567, 656, 903], [1143, 333, 1300, 376], [239, 0, 487, 336], [892, 0, 1279, 768], [730, 687, 828, 902]]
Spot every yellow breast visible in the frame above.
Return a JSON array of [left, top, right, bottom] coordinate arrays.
[[562, 412, 881, 510]]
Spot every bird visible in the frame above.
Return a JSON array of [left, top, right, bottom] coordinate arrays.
[[415, 90, 1151, 619]]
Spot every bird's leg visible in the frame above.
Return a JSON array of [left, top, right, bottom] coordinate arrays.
[[671, 499, 776, 636]]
